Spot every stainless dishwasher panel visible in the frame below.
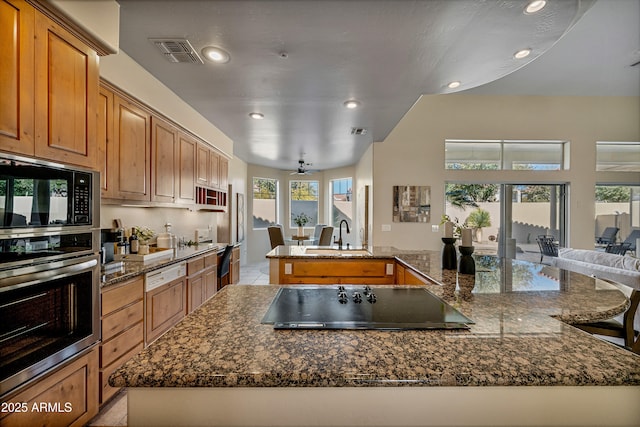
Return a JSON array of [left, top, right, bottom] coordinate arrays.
[[145, 262, 187, 292]]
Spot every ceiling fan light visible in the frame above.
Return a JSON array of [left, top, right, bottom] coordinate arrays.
[[202, 46, 230, 63], [447, 81, 461, 89], [343, 100, 360, 109], [249, 112, 264, 120], [525, 0, 546, 14], [514, 48, 532, 59]]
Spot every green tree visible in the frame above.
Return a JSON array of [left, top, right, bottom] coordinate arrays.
[[520, 185, 551, 202], [253, 178, 276, 199], [291, 181, 318, 201], [445, 183, 498, 209], [595, 186, 630, 202]]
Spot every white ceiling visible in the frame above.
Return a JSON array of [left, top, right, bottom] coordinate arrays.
[[116, 0, 640, 172]]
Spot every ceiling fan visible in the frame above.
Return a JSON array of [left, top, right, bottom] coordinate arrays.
[[290, 159, 314, 175]]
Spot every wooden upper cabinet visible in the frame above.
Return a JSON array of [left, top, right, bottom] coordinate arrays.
[[196, 143, 210, 186], [151, 117, 178, 203], [209, 150, 220, 189], [0, 0, 35, 156], [112, 95, 151, 201], [33, 11, 99, 169], [219, 156, 229, 190], [98, 85, 114, 197], [177, 133, 196, 204]]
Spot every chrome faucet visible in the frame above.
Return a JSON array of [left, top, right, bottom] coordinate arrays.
[[335, 219, 350, 250]]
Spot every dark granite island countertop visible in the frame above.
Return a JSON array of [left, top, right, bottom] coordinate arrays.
[[110, 252, 640, 427]]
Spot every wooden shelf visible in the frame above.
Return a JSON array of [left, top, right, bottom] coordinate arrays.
[[196, 186, 227, 210]]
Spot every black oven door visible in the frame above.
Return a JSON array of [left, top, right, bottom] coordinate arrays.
[[0, 254, 100, 396]]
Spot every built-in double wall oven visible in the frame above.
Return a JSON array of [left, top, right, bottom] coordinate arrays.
[[0, 154, 101, 396]]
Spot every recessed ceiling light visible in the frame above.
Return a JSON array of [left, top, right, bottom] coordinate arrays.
[[343, 100, 360, 109], [514, 48, 532, 59], [249, 112, 264, 120], [447, 81, 461, 89], [525, 0, 546, 14], [201, 46, 230, 63]]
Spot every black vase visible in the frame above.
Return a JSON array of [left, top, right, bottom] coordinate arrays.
[[441, 237, 457, 270], [458, 245, 475, 275]]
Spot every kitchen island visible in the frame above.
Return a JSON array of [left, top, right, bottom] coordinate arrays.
[[110, 249, 640, 426]]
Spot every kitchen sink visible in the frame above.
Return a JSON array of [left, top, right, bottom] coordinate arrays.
[[304, 248, 372, 256]]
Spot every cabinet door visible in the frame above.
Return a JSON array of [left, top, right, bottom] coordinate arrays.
[[204, 268, 217, 300], [231, 246, 240, 284], [151, 117, 177, 203], [209, 150, 220, 188], [98, 85, 114, 197], [219, 156, 229, 190], [187, 275, 205, 313], [0, 347, 99, 427], [34, 12, 98, 169], [145, 277, 186, 344], [0, 0, 34, 156], [196, 143, 210, 186], [176, 133, 196, 204], [113, 95, 151, 201]]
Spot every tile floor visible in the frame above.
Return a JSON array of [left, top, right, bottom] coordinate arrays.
[[87, 261, 271, 427]]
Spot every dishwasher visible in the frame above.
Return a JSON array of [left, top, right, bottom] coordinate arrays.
[[144, 262, 187, 344]]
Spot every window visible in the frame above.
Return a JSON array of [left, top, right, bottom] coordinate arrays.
[[252, 177, 277, 229], [595, 184, 640, 238], [330, 178, 353, 227], [445, 140, 568, 170], [445, 182, 568, 260], [289, 180, 319, 228], [596, 142, 640, 172]]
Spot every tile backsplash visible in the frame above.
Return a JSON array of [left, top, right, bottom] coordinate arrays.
[[100, 205, 218, 243]]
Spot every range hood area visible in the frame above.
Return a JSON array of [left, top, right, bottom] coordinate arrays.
[[262, 286, 473, 330]]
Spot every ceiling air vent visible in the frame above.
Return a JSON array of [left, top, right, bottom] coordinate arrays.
[[149, 38, 203, 64], [351, 127, 367, 136]]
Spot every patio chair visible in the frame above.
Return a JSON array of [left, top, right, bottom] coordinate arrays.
[[596, 227, 619, 245], [621, 229, 640, 253], [536, 235, 558, 263], [604, 242, 631, 256]]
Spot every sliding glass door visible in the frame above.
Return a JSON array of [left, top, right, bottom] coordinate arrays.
[[445, 183, 568, 261]]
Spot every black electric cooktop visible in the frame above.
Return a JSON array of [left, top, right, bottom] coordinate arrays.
[[261, 286, 473, 330]]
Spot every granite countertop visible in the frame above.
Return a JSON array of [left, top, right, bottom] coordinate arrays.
[[110, 249, 640, 389], [101, 242, 236, 288], [266, 245, 395, 258]]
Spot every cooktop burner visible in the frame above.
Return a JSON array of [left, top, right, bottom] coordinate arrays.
[[261, 285, 473, 330]]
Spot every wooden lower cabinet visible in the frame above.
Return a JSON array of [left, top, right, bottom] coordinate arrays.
[[395, 262, 433, 285], [275, 258, 395, 285], [231, 246, 240, 284], [145, 276, 187, 345], [187, 253, 218, 312], [0, 346, 99, 427], [100, 276, 144, 405]]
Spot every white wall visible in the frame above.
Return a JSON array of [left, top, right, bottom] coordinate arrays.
[[228, 156, 248, 264], [373, 94, 640, 251], [355, 143, 374, 248]]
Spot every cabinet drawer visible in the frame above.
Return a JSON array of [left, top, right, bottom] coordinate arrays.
[[292, 260, 388, 277], [100, 321, 144, 368], [205, 253, 217, 268], [102, 300, 143, 342], [187, 256, 205, 275], [102, 277, 143, 316]]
